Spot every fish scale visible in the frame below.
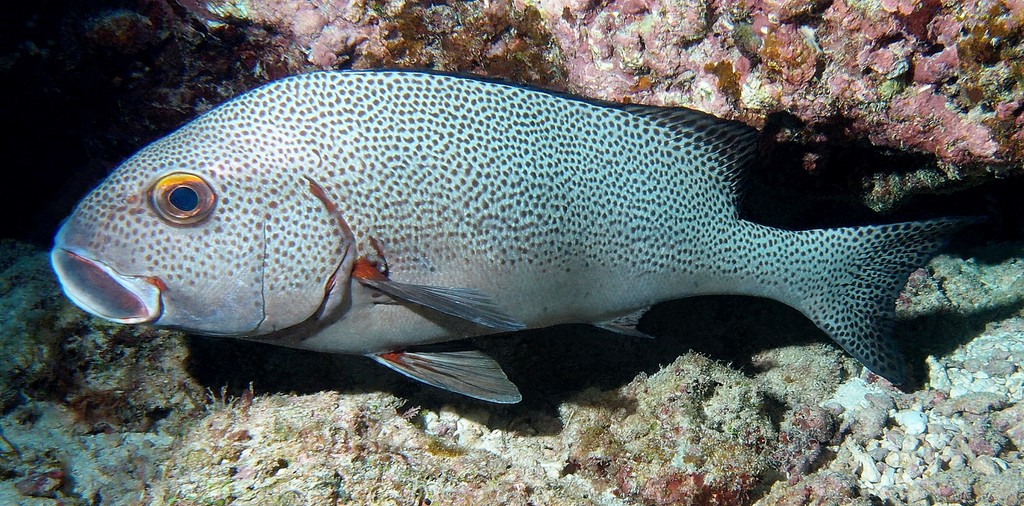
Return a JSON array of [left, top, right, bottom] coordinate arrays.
[[51, 70, 972, 402]]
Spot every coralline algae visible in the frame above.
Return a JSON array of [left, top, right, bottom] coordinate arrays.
[[184, 0, 565, 84], [520, 0, 1024, 210], [523, 0, 1023, 159]]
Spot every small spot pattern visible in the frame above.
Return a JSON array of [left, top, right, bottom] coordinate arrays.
[[55, 70, 967, 382]]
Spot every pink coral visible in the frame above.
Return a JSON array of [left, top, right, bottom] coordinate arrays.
[[525, 0, 1022, 210], [15, 470, 65, 498], [759, 22, 820, 85], [239, 0, 381, 67], [759, 472, 860, 504], [885, 86, 999, 162], [913, 47, 960, 83]]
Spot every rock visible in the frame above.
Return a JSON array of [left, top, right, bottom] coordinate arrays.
[[895, 410, 928, 435]]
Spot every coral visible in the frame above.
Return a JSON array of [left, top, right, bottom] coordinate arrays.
[[156, 391, 593, 505], [195, 0, 565, 85], [750, 343, 858, 406], [2, 234, 1023, 504], [0, 242, 202, 503], [757, 22, 820, 86], [561, 355, 774, 505], [526, 0, 1024, 209], [0, 241, 68, 412], [758, 471, 869, 505], [770, 405, 838, 483], [884, 85, 999, 162], [0, 241, 198, 432], [0, 401, 174, 504], [912, 47, 959, 84]]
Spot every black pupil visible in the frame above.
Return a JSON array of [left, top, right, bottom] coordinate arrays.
[[168, 185, 199, 212]]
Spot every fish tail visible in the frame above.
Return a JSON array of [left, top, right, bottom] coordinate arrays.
[[794, 218, 978, 385]]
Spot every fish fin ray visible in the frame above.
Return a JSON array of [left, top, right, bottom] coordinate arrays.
[[800, 218, 981, 385], [594, 307, 654, 338], [621, 104, 758, 212], [356, 277, 526, 331], [371, 349, 522, 403]]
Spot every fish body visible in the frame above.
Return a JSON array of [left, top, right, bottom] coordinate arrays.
[[52, 71, 966, 402]]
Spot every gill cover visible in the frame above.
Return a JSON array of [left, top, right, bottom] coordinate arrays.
[[51, 105, 347, 337], [251, 175, 357, 334]]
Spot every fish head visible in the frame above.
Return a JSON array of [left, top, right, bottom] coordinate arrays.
[[51, 109, 354, 337]]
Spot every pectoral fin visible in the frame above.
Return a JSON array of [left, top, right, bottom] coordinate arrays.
[[371, 348, 522, 403], [352, 259, 525, 331]]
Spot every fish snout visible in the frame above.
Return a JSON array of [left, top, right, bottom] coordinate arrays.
[[50, 248, 162, 324]]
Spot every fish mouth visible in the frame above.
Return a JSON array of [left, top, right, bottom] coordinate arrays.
[[50, 248, 163, 324]]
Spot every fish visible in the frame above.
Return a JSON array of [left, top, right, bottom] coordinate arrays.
[[51, 70, 971, 403]]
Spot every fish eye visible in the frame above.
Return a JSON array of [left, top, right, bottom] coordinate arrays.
[[150, 172, 216, 225]]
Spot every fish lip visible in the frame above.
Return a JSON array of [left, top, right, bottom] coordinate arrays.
[[50, 248, 163, 324]]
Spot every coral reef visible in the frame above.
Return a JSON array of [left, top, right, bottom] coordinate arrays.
[[525, 0, 1024, 210], [4, 0, 1024, 504], [184, 0, 564, 84], [561, 356, 774, 505], [157, 391, 590, 505]]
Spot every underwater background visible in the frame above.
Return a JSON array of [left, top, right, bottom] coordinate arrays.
[[2, 0, 1024, 504]]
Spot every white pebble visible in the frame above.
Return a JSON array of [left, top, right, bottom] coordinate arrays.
[[879, 465, 896, 488], [861, 460, 882, 483], [927, 356, 952, 390], [850, 445, 881, 483], [902, 435, 920, 453], [895, 411, 928, 435], [885, 450, 902, 468], [925, 433, 948, 449], [948, 452, 967, 470], [971, 456, 1006, 475]]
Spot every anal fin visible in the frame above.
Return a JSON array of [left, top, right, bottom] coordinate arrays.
[[371, 348, 522, 403], [594, 307, 654, 338]]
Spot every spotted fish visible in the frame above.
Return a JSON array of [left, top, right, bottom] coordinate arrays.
[[51, 70, 968, 403]]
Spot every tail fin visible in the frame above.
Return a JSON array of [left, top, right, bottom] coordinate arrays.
[[799, 218, 977, 385]]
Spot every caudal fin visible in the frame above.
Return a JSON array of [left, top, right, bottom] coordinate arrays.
[[800, 218, 977, 385]]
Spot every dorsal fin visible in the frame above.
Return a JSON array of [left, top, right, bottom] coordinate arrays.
[[621, 104, 758, 211]]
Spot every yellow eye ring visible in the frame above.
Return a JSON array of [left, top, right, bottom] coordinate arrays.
[[150, 172, 216, 225]]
